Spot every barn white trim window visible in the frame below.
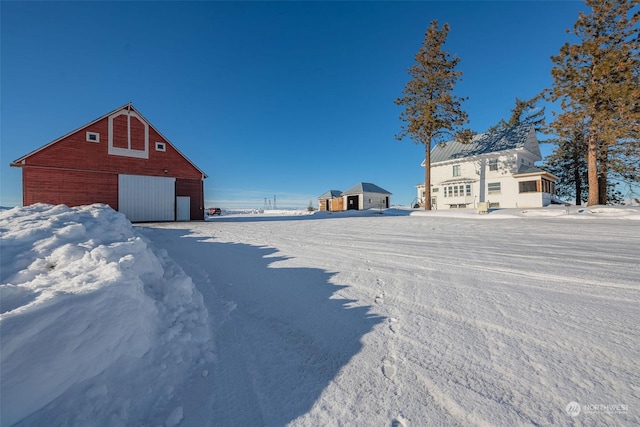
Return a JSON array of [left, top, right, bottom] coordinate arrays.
[[86, 131, 100, 142], [155, 142, 166, 152], [107, 109, 149, 159]]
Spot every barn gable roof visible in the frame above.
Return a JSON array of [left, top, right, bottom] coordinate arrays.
[[342, 182, 391, 195], [11, 103, 207, 178], [421, 124, 539, 166]]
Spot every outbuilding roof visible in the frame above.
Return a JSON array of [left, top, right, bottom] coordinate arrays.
[[342, 182, 391, 195], [425, 124, 539, 165], [318, 190, 343, 199]]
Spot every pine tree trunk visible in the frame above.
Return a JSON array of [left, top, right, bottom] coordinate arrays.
[[574, 158, 582, 205], [572, 137, 582, 204], [424, 143, 432, 210], [587, 128, 599, 206], [597, 143, 608, 205], [424, 141, 431, 211]]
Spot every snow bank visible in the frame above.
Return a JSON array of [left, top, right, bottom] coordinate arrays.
[[0, 204, 211, 426], [405, 204, 640, 219], [206, 208, 315, 218]]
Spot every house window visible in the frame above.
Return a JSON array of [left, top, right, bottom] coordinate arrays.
[[432, 187, 439, 193], [454, 186, 459, 197], [489, 159, 498, 171], [453, 165, 461, 177], [488, 182, 501, 194], [519, 181, 538, 193], [156, 142, 166, 152], [541, 178, 556, 194], [489, 202, 500, 208], [86, 132, 100, 142], [466, 184, 471, 196]]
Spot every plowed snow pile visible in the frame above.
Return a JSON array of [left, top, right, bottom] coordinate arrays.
[[0, 204, 211, 426]]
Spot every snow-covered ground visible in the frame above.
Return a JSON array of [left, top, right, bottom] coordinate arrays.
[[1, 204, 639, 426]]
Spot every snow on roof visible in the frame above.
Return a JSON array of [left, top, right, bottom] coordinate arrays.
[[515, 164, 546, 174], [429, 124, 536, 164], [342, 182, 391, 195], [514, 164, 559, 180]]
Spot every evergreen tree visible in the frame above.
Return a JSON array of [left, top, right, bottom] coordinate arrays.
[[395, 20, 471, 210], [545, 0, 640, 206], [491, 96, 546, 133], [543, 125, 589, 204]]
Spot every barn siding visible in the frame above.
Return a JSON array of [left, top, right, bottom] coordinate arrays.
[[176, 178, 204, 220], [22, 116, 202, 180], [23, 168, 118, 208]]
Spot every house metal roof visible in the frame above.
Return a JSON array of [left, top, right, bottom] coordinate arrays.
[[514, 164, 559, 180], [427, 124, 537, 165], [516, 164, 545, 174], [342, 182, 391, 195]]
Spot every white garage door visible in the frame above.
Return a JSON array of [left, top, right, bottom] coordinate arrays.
[[118, 174, 176, 222]]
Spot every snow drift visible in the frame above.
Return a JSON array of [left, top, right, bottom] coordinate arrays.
[[0, 204, 211, 426]]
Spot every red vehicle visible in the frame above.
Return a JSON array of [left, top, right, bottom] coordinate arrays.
[[207, 207, 222, 216]]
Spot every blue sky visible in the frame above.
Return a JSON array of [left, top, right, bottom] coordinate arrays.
[[1, 1, 585, 209]]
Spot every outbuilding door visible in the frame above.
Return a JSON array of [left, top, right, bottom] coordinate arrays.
[[347, 195, 359, 210], [118, 174, 176, 222]]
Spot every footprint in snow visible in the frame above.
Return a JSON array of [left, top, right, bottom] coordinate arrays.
[[388, 317, 400, 333], [391, 418, 407, 427], [375, 292, 384, 304], [382, 355, 397, 379]]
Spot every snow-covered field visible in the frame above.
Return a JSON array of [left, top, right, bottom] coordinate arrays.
[[1, 204, 638, 426]]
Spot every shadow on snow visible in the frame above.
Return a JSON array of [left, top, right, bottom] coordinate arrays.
[[141, 226, 384, 426]]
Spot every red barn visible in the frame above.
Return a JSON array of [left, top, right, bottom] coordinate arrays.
[[10, 103, 207, 221]]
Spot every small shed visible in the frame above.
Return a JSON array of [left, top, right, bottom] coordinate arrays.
[[318, 190, 343, 211], [342, 182, 391, 210], [10, 103, 207, 222]]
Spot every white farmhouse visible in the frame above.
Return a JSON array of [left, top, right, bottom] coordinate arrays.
[[416, 125, 558, 209]]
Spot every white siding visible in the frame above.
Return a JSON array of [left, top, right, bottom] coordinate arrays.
[[118, 174, 175, 222], [362, 192, 389, 210], [422, 152, 547, 209]]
